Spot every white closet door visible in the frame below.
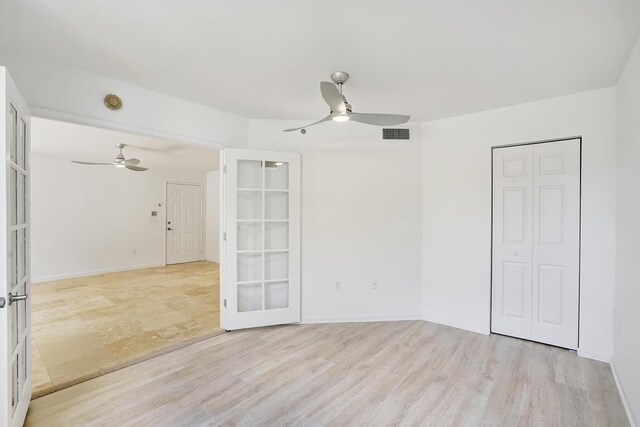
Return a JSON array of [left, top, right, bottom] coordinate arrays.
[[491, 144, 534, 340], [531, 140, 580, 349], [221, 149, 301, 330], [492, 139, 580, 350]]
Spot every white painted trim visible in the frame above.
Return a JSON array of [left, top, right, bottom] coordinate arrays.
[[422, 315, 490, 335], [577, 349, 612, 363], [30, 106, 229, 150], [611, 362, 637, 427], [31, 262, 166, 284], [302, 314, 421, 324]]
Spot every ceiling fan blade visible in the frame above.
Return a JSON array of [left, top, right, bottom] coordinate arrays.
[[124, 158, 141, 165], [320, 81, 346, 114], [71, 161, 113, 166], [283, 115, 332, 132], [125, 165, 149, 172], [348, 113, 411, 126]]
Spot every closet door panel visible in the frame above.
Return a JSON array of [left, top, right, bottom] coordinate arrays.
[[532, 140, 580, 349], [491, 145, 534, 340]]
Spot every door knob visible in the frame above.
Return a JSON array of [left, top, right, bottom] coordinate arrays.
[[167, 227, 173, 231], [8, 292, 28, 305], [512, 251, 518, 256]]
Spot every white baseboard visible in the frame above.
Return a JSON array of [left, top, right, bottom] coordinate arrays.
[[301, 314, 421, 324], [421, 314, 490, 336], [577, 349, 612, 363], [32, 262, 167, 283], [611, 361, 637, 427]]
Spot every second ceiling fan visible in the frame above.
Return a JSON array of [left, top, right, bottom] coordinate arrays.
[[71, 143, 149, 171], [284, 71, 410, 132]]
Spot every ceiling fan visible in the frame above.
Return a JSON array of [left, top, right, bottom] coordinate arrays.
[[71, 143, 149, 171], [284, 71, 410, 132]]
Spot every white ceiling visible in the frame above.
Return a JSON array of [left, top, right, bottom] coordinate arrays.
[[31, 118, 219, 174], [2, 0, 640, 122]]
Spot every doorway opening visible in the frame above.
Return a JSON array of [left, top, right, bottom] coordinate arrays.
[[29, 117, 222, 397], [490, 138, 581, 350]]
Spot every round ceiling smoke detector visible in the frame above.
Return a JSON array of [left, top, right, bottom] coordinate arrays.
[[104, 94, 123, 111]]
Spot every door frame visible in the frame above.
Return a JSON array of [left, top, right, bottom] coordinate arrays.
[[164, 181, 205, 266], [489, 136, 583, 349]]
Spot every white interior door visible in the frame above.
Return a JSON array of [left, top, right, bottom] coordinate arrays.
[[531, 140, 580, 349], [0, 67, 32, 427], [492, 139, 580, 349], [221, 149, 300, 330], [166, 183, 202, 265], [491, 144, 534, 340]]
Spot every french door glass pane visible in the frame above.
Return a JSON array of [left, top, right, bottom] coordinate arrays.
[[18, 119, 27, 168], [237, 191, 262, 220], [265, 192, 288, 219], [10, 230, 18, 287], [17, 173, 25, 224], [10, 286, 19, 350], [265, 281, 289, 309], [17, 282, 26, 337], [238, 283, 262, 312], [17, 228, 25, 281], [265, 222, 288, 250], [12, 357, 18, 412], [237, 222, 262, 251], [265, 162, 289, 189], [237, 160, 262, 188], [10, 168, 17, 225], [265, 252, 288, 280], [22, 341, 28, 381], [237, 252, 262, 282], [9, 105, 17, 164]]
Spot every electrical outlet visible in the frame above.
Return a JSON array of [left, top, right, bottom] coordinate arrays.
[[335, 281, 341, 291], [372, 281, 379, 290], [132, 249, 137, 255]]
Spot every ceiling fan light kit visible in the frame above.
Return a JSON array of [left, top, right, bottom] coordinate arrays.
[[71, 143, 149, 171], [283, 71, 410, 132]]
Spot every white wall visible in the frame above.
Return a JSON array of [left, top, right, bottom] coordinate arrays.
[[31, 153, 209, 282], [420, 87, 618, 360], [614, 35, 640, 425], [0, 44, 248, 148], [206, 171, 220, 262], [247, 121, 422, 322]]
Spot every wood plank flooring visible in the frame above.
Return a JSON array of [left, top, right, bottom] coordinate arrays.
[[31, 261, 220, 398], [25, 320, 629, 426]]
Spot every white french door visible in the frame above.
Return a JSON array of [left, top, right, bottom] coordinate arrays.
[[166, 183, 203, 265], [0, 67, 31, 427], [492, 139, 580, 349], [221, 149, 300, 330]]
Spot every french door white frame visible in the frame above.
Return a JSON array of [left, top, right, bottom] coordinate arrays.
[[490, 136, 582, 349], [164, 181, 205, 265], [220, 149, 301, 331], [1, 67, 32, 427]]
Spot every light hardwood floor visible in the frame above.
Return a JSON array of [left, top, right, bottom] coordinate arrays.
[[31, 261, 220, 398], [25, 320, 628, 426]]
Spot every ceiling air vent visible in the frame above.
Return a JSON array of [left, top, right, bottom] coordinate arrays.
[[382, 128, 410, 140]]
